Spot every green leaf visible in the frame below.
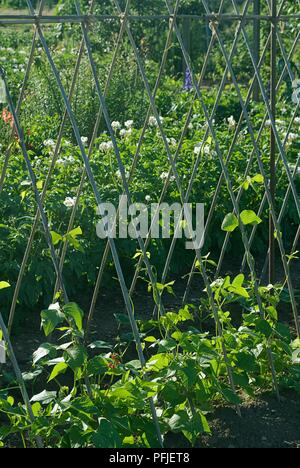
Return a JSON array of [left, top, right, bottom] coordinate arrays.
[[48, 362, 68, 382], [252, 174, 264, 184], [22, 369, 43, 381], [275, 323, 291, 340], [88, 340, 112, 350], [168, 413, 185, 432], [236, 352, 257, 372], [87, 356, 107, 376], [92, 418, 121, 448], [50, 231, 63, 246], [63, 302, 84, 331], [266, 306, 278, 321], [114, 313, 130, 325], [161, 381, 186, 405], [64, 346, 86, 371], [67, 226, 82, 238], [144, 336, 157, 343], [110, 388, 134, 401], [256, 319, 273, 338], [0, 281, 10, 290], [168, 410, 210, 439], [240, 210, 262, 226], [41, 309, 64, 336], [31, 402, 42, 417], [232, 274, 245, 288], [33, 343, 55, 365], [30, 390, 56, 404], [228, 285, 249, 298], [221, 387, 242, 405], [221, 213, 238, 232], [178, 306, 193, 321], [292, 349, 300, 364], [36, 180, 44, 190], [158, 338, 176, 351], [146, 353, 170, 371], [125, 360, 142, 371]]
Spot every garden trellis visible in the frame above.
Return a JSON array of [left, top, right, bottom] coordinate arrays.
[[0, 0, 299, 447]]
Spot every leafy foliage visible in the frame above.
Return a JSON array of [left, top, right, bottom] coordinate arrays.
[[0, 275, 299, 448]]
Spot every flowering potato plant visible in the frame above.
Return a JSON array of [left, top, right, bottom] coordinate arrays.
[[1, 93, 299, 318]]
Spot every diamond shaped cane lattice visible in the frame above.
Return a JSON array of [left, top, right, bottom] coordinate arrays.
[[0, 0, 299, 447]]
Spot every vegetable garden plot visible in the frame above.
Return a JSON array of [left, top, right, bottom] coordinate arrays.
[[0, 0, 299, 449]]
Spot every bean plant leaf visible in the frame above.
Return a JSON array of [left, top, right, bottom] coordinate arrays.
[[221, 213, 239, 232], [33, 343, 56, 365], [63, 302, 84, 331], [240, 210, 262, 226], [50, 231, 62, 246], [31, 390, 57, 404], [41, 309, 65, 337], [252, 174, 264, 184], [64, 346, 87, 371], [92, 418, 121, 448], [232, 274, 245, 288], [48, 362, 68, 382], [146, 353, 170, 371], [221, 387, 242, 405], [256, 319, 273, 338]]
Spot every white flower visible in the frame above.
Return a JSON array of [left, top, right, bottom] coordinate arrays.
[[44, 139, 55, 148], [57, 156, 75, 166], [228, 115, 237, 130], [125, 120, 134, 129], [294, 117, 300, 125], [99, 141, 114, 152], [63, 196, 77, 208], [265, 119, 285, 128], [120, 128, 132, 138], [160, 171, 175, 182], [149, 116, 157, 127], [289, 163, 300, 176], [48, 302, 60, 312], [188, 122, 194, 130], [194, 143, 202, 155], [66, 156, 75, 164], [167, 137, 177, 147], [116, 169, 130, 179], [111, 121, 121, 131], [203, 145, 210, 155], [145, 195, 151, 202], [149, 115, 164, 127], [81, 136, 88, 145], [99, 142, 107, 152], [287, 132, 298, 141], [160, 171, 169, 180]]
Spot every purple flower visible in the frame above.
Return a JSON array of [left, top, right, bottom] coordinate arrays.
[[183, 68, 193, 91]]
